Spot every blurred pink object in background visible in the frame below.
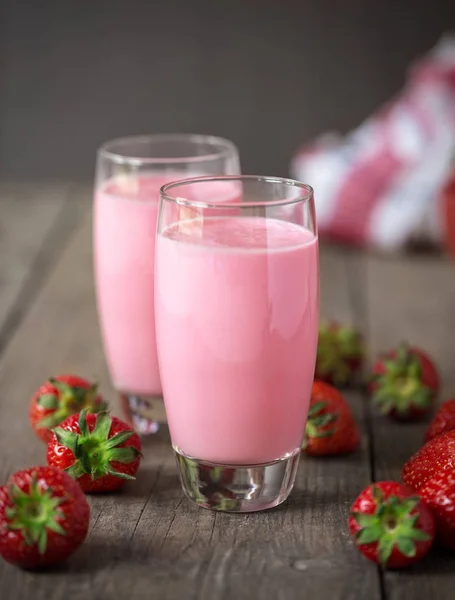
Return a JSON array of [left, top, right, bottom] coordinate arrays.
[[291, 34, 455, 252]]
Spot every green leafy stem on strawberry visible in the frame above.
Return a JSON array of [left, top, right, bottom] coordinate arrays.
[[38, 379, 107, 430], [302, 400, 338, 449], [370, 344, 434, 417], [317, 323, 363, 385], [351, 485, 433, 567], [53, 409, 141, 481], [5, 477, 66, 555]]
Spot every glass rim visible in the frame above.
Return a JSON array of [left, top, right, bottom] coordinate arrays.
[[160, 175, 314, 210], [97, 133, 238, 166]]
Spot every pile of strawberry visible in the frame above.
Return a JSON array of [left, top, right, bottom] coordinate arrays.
[[313, 321, 455, 569], [0, 375, 142, 569], [3, 322, 454, 572]]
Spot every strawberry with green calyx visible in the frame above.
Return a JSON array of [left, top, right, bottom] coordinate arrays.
[[315, 322, 363, 387], [303, 380, 360, 456], [30, 375, 107, 443], [369, 344, 439, 421], [349, 481, 435, 569], [47, 409, 142, 493], [0, 466, 90, 569]]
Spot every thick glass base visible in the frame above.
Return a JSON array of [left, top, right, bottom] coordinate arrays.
[[120, 393, 167, 436], [174, 447, 301, 513]]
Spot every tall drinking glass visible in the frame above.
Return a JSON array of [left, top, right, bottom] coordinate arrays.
[[94, 134, 240, 435], [155, 175, 319, 512]]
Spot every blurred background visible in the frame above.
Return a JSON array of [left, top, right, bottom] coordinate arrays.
[[1, 0, 455, 181]]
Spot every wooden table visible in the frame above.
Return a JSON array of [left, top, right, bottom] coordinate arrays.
[[1, 182, 455, 599]]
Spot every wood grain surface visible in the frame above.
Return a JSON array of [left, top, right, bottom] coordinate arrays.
[[0, 185, 454, 599], [0, 182, 87, 353]]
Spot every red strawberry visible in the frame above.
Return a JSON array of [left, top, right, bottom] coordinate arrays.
[[315, 322, 363, 386], [349, 481, 435, 569], [47, 409, 142, 493], [29, 375, 107, 444], [402, 429, 455, 491], [369, 344, 439, 421], [425, 398, 455, 441], [303, 380, 360, 456], [0, 466, 90, 569], [420, 471, 455, 550]]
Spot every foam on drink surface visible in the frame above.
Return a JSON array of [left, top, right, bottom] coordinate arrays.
[[162, 216, 316, 251]]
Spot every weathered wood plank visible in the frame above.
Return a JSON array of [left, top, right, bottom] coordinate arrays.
[[0, 182, 88, 354], [0, 223, 380, 599], [366, 253, 455, 600]]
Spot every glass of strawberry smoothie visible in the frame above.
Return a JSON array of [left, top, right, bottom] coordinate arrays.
[[93, 135, 240, 435], [155, 175, 319, 512]]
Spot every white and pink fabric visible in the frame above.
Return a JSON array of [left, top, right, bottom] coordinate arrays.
[[291, 34, 455, 251]]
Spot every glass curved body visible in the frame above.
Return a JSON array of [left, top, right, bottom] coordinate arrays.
[[155, 175, 319, 512], [93, 134, 240, 435]]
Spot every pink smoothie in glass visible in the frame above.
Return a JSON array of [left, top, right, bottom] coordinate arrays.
[[94, 174, 239, 397], [155, 216, 319, 464], [94, 175, 171, 396]]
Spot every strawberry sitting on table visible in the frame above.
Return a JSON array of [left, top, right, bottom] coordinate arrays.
[[0, 466, 90, 569], [29, 375, 107, 444], [302, 380, 360, 456], [315, 322, 364, 387], [349, 481, 435, 569], [47, 409, 142, 493], [369, 344, 439, 421]]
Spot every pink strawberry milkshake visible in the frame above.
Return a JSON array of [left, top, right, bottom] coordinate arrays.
[[155, 215, 319, 465], [94, 174, 239, 398]]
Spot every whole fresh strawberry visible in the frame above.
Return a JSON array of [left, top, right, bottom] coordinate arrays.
[[425, 398, 455, 441], [315, 322, 363, 386], [369, 344, 439, 421], [349, 481, 435, 569], [402, 429, 455, 492], [0, 466, 90, 569], [47, 409, 142, 493], [420, 471, 455, 550], [303, 380, 360, 456], [30, 375, 107, 443]]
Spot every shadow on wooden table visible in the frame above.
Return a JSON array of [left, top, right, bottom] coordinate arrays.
[[388, 546, 455, 577]]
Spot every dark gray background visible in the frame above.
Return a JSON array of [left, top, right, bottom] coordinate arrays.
[[1, 0, 454, 180]]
